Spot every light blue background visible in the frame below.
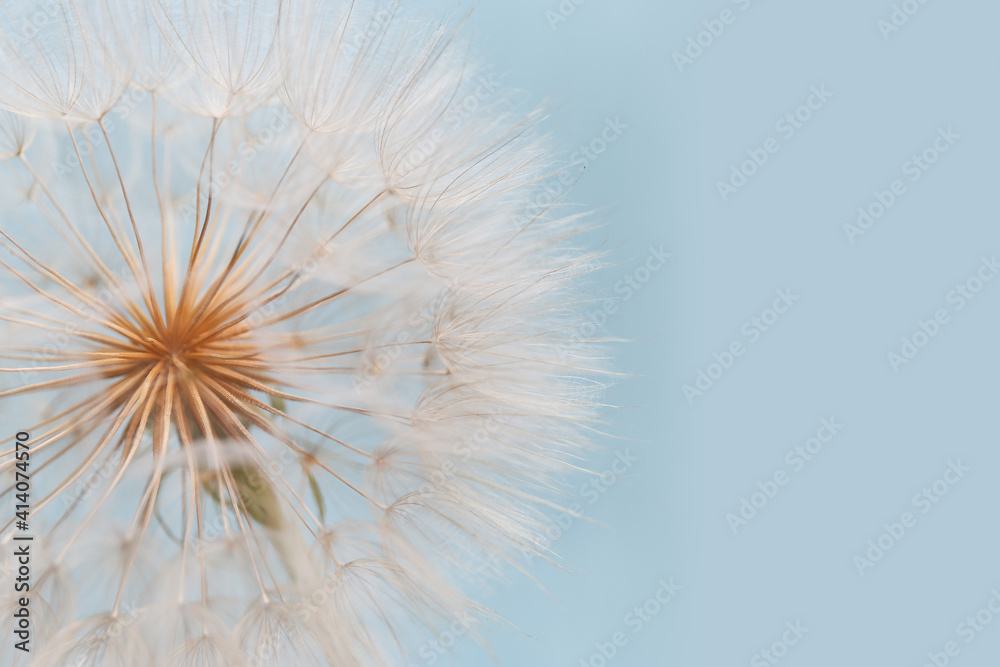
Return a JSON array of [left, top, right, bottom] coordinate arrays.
[[417, 1, 1000, 665]]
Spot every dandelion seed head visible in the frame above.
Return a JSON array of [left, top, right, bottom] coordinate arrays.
[[0, 0, 608, 664]]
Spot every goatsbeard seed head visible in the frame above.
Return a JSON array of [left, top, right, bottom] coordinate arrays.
[[0, 1, 610, 665]]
